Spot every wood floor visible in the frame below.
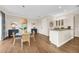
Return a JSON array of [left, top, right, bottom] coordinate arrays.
[[0, 34, 79, 53]]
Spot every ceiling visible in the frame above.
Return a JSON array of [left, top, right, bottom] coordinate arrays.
[[0, 5, 78, 19]]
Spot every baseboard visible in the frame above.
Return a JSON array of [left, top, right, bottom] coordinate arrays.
[[3, 35, 22, 40], [74, 36, 79, 38], [57, 37, 74, 47], [2, 36, 10, 40], [38, 33, 49, 37]]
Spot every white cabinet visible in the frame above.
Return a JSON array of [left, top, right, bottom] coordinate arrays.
[[49, 30, 73, 47]]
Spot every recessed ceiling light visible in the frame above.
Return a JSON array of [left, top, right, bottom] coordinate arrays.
[[58, 6, 62, 9]]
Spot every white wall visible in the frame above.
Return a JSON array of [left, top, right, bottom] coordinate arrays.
[[5, 14, 74, 37], [34, 16, 54, 36], [5, 13, 76, 38], [74, 14, 79, 37], [5, 15, 21, 37], [54, 14, 74, 28], [5, 15, 33, 37], [0, 12, 2, 40], [53, 13, 79, 37], [53, 13, 74, 37], [39, 18, 49, 36], [5, 15, 37, 37]]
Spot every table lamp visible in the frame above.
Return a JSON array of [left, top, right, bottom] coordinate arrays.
[[11, 23, 17, 29]]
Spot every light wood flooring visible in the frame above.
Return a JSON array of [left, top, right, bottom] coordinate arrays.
[[0, 34, 79, 53]]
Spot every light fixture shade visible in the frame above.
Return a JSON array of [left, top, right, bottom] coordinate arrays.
[[11, 23, 17, 29]]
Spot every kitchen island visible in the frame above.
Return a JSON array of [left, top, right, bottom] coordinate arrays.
[[49, 29, 73, 47]]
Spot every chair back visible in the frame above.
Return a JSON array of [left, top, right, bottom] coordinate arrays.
[[22, 31, 30, 41]]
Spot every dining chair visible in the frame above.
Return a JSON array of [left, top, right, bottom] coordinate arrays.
[[12, 32, 21, 46], [21, 31, 30, 49]]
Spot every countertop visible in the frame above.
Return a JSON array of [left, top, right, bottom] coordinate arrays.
[[50, 28, 71, 31]]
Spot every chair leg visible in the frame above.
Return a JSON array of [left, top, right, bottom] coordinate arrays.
[[13, 39, 15, 46], [12, 32, 16, 46], [21, 39, 23, 49], [28, 41, 30, 46], [32, 34, 35, 41], [34, 34, 36, 41], [33, 37, 35, 41]]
